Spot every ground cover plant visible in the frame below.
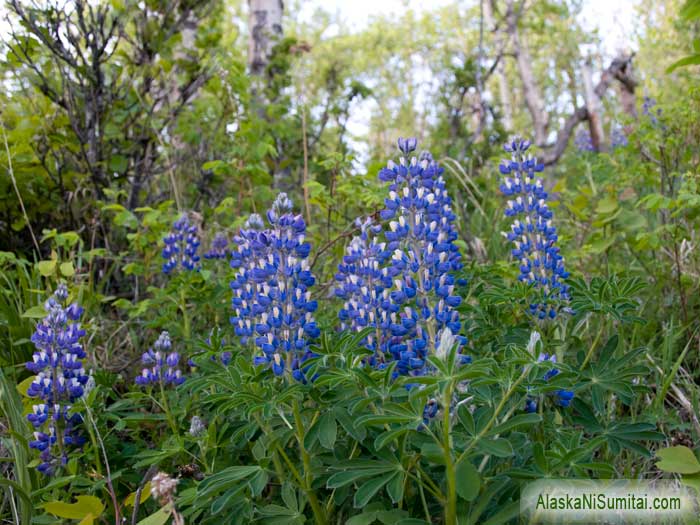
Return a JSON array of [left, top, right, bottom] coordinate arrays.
[[1, 0, 700, 524]]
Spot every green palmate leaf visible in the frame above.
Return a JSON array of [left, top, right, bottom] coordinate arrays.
[[43, 496, 105, 520], [327, 462, 398, 489], [197, 466, 261, 498], [281, 483, 298, 512], [346, 509, 411, 525], [481, 500, 520, 525], [318, 411, 337, 449], [374, 427, 408, 451], [335, 407, 367, 441], [476, 438, 513, 458], [457, 404, 475, 435], [466, 478, 511, 525], [491, 413, 541, 435], [656, 446, 700, 474], [211, 486, 244, 515], [385, 471, 405, 503], [304, 415, 322, 449], [132, 446, 181, 468], [455, 459, 480, 501], [353, 472, 397, 508]]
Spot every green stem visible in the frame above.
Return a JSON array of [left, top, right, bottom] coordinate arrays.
[[415, 463, 444, 499], [443, 382, 457, 525], [158, 383, 179, 437], [580, 322, 605, 370], [416, 468, 432, 523], [83, 406, 103, 477], [179, 287, 191, 341], [292, 401, 327, 525], [456, 368, 529, 466], [253, 413, 287, 486]]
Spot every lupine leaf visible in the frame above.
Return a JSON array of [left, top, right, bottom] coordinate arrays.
[[353, 472, 396, 508], [455, 459, 480, 501]]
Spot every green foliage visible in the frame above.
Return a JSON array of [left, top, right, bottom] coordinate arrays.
[[1, 0, 700, 523]]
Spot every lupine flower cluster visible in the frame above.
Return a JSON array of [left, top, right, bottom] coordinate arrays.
[[574, 127, 628, 152], [135, 331, 186, 387], [335, 137, 469, 380], [335, 217, 393, 364], [525, 352, 574, 412], [203, 232, 230, 260], [25, 284, 88, 475], [574, 129, 595, 152], [610, 127, 628, 149], [162, 215, 201, 274], [642, 96, 662, 126], [229, 194, 320, 382], [498, 137, 570, 319]]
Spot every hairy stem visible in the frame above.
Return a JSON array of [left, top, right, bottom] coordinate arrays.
[[292, 400, 327, 525]]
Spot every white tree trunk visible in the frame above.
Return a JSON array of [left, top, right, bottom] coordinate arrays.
[[248, 0, 283, 76], [484, 0, 513, 130], [582, 58, 605, 152], [506, 1, 548, 145]]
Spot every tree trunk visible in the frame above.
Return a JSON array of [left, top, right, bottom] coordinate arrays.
[[248, 0, 283, 77], [507, 1, 548, 145], [485, 0, 513, 130], [582, 58, 605, 152]]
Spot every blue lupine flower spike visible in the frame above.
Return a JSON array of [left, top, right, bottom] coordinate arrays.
[[203, 232, 230, 260], [25, 284, 89, 475], [364, 137, 469, 379], [498, 136, 571, 319], [230, 194, 319, 382], [135, 331, 186, 387], [162, 215, 201, 274]]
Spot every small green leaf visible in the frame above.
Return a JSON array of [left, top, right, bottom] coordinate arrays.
[[44, 496, 105, 520], [22, 305, 47, 318], [37, 259, 57, 277], [60, 261, 75, 277], [136, 506, 171, 525], [596, 196, 618, 214], [16, 376, 35, 397], [124, 483, 151, 507], [109, 155, 128, 173], [455, 459, 480, 501], [656, 446, 700, 474]]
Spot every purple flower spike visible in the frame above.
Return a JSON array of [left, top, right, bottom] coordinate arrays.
[[161, 215, 201, 274], [135, 331, 186, 388], [25, 284, 89, 475], [230, 194, 318, 381], [498, 137, 570, 319]]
